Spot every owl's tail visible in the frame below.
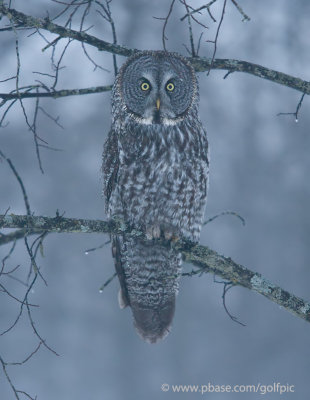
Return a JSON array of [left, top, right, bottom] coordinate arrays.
[[131, 297, 176, 343], [112, 235, 182, 343]]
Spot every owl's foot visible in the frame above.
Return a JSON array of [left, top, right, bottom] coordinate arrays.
[[163, 230, 180, 242], [146, 225, 161, 240], [145, 225, 180, 242]]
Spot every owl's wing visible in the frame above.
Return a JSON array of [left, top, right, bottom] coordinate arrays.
[[102, 128, 119, 210], [102, 130, 130, 308], [112, 236, 130, 309]]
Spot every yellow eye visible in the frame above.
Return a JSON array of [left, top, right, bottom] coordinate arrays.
[[166, 82, 175, 92], [141, 82, 150, 91]]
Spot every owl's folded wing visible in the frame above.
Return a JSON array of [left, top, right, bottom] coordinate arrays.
[[102, 128, 119, 212]]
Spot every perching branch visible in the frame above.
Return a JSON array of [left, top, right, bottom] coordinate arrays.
[[1, 213, 310, 324], [0, 213, 114, 235], [0, 4, 309, 96]]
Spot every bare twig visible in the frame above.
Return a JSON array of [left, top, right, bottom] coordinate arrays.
[[99, 271, 117, 293], [8, 341, 43, 366], [180, 0, 218, 22], [0, 150, 31, 215], [38, 106, 64, 129], [0, 283, 38, 307], [8, 19, 45, 172], [95, 0, 118, 76], [79, 1, 109, 72], [31, 91, 44, 173], [0, 75, 16, 83], [230, 0, 250, 22], [179, 0, 210, 56], [1, 235, 16, 266], [41, 35, 62, 51], [51, 38, 73, 90], [182, 266, 208, 277], [52, 0, 89, 5], [179, 0, 196, 57], [196, 32, 204, 56], [153, 0, 176, 51], [215, 278, 246, 326], [25, 285, 59, 356], [84, 238, 111, 254], [0, 98, 18, 127], [203, 210, 245, 226], [207, 0, 227, 75], [223, 69, 235, 79], [277, 92, 306, 122], [0, 355, 20, 400], [24, 235, 47, 286]]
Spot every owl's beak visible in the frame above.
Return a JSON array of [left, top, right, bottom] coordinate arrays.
[[156, 98, 160, 110]]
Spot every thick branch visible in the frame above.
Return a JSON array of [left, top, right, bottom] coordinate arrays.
[[0, 4, 135, 57], [190, 57, 310, 95], [1, 213, 309, 324], [0, 5, 309, 96], [0, 85, 112, 100], [0, 214, 115, 235], [179, 243, 310, 324]]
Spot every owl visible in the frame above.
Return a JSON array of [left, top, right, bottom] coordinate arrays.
[[102, 50, 209, 343]]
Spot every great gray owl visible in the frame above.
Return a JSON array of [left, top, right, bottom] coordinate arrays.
[[102, 50, 209, 343]]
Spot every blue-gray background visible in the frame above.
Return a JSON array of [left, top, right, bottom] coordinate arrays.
[[1, 1, 309, 399]]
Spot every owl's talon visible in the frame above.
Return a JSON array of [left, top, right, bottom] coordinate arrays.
[[164, 231, 173, 240], [145, 231, 153, 240], [146, 227, 180, 241], [171, 235, 180, 243], [146, 225, 161, 240], [164, 232, 172, 240]]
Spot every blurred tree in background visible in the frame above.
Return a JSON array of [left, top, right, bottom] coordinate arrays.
[[1, 1, 309, 399]]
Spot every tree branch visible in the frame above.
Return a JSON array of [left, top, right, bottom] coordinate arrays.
[[190, 57, 310, 95], [0, 4, 135, 56], [1, 213, 309, 324], [0, 4, 309, 96], [0, 85, 113, 100]]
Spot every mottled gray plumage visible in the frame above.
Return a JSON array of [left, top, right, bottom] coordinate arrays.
[[102, 51, 209, 343]]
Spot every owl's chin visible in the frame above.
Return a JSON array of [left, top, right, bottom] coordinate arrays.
[[130, 112, 183, 126], [140, 117, 183, 126]]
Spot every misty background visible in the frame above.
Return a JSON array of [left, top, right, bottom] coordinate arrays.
[[1, 0, 309, 399]]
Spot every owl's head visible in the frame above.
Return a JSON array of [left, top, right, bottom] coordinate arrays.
[[113, 51, 198, 125]]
